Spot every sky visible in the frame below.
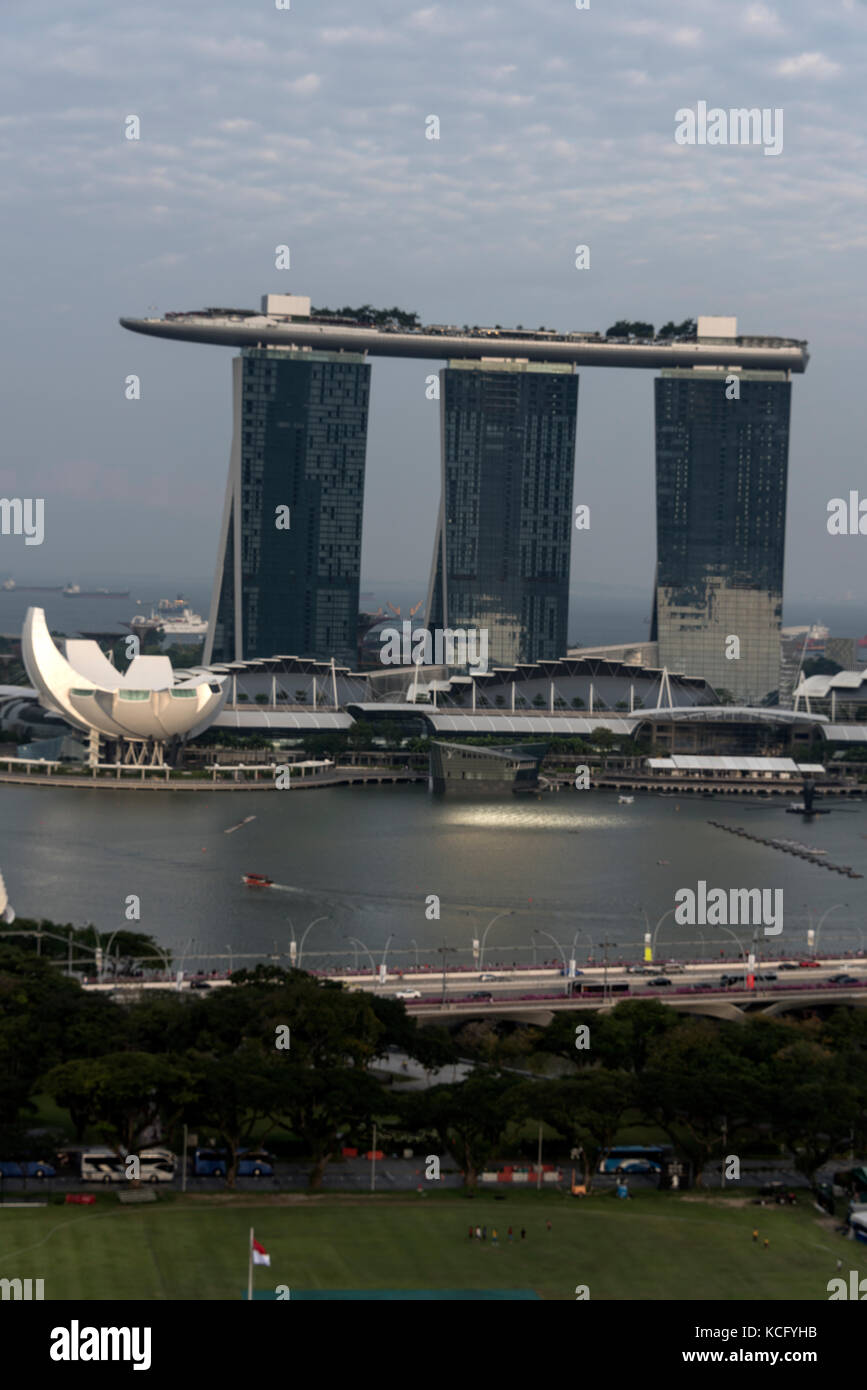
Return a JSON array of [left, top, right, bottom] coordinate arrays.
[[1, 0, 866, 629]]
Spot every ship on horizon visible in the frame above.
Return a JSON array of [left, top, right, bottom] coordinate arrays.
[[63, 583, 130, 598]]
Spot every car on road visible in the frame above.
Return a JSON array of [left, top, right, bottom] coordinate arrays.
[[394, 989, 422, 1000], [648, 977, 672, 987], [478, 974, 497, 982], [0, 1159, 55, 1179], [468, 991, 493, 1001], [829, 974, 860, 985], [690, 981, 715, 991], [797, 960, 821, 968], [627, 966, 655, 976], [777, 963, 799, 971], [190, 978, 210, 989], [663, 964, 686, 974]]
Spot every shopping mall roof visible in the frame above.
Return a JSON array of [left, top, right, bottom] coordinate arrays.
[[646, 756, 823, 773]]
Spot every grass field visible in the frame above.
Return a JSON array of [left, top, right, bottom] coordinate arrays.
[[0, 1190, 862, 1301]]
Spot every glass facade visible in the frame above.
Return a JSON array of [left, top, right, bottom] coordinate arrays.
[[652, 369, 791, 704], [207, 348, 370, 665], [426, 360, 578, 667]]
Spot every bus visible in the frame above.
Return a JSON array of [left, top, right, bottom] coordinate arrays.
[[570, 981, 630, 998], [64, 1147, 176, 1184], [598, 1145, 666, 1176], [193, 1147, 274, 1178]]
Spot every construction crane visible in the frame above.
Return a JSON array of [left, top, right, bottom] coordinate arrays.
[[386, 600, 424, 619]]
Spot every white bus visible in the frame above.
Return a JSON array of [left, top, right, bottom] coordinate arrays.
[[78, 1147, 176, 1184]]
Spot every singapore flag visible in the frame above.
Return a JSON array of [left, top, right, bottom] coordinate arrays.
[[252, 1237, 271, 1267]]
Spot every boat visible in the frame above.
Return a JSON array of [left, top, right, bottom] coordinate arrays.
[[243, 873, 273, 888], [158, 607, 207, 639], [1, 578, 14, 590], [63, 584, 130, 597], [618, 795, 634, 805]]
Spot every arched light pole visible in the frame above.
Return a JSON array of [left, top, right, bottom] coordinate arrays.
[[100, 928, 125, 984], [711, 923, 748, 985], [650, 908, 677, 964], [814, 904, 845, 958], [478, 911, 513, 971], [570, 927, 595, 966], [380, 934, 394, 971], [345, 935, 376, 974], [409, 938, 420, 968], [285, 915, 298, 967], [532, 929, 569, 995], [297, 915, 330, 969]]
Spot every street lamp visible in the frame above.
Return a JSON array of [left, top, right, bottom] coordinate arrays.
[[477, 911, 513, 971], [570, 927, 595, 968], [409, 938, 420, 969], [345, 935, 376, 974], [532, 929, 569, 995], [650, 908, 677, 965], [598, 940, 617, 1004], [814, 904, 845, 958], [437, 941, 459, 1006], [297, 916, 330, 969]]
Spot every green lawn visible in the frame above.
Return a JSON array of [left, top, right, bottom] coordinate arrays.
[[0, 1190, 859, 1301]]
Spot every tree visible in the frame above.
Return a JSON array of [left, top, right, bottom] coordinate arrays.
[[43, 1052, 193, 1151], [638, 1023, 757, 1185], [275, 1066, 387, 1190], [511, 1072, 634, 1190], [188, 1047, 284, 1187], [764, 1041, 864, 1188], [424, 1074, 518, 1189]]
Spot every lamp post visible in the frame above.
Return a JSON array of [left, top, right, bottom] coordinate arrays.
[[345, 935, 376, 974], [285, 916, 298, 968], [650, 908, 676, 965], [814, 904, 845, 959], [437, 941, 458, 1006], [570, 927, 595, 973], [598, 940, 617, 1005], [712, 923, 748, 987], [532, 929, 569, 995], [297, 915, 330, 970], [379, 933, 394, 985], [100, 928, 125, 984], [409, 938, 420, 969], [477, 911, 513, 971]]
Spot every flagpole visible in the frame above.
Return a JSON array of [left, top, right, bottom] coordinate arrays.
[[248, 1226, 254, 1301]]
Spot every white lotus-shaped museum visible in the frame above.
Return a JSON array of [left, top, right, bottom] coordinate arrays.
[[22, 607, 227, 745]]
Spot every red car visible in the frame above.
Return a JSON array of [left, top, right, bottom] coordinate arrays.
[[797, 959, 821, 968]]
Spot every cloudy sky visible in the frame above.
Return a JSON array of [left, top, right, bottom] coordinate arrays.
[[1, 0, 865, 629]]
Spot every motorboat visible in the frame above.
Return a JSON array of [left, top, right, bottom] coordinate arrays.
[[243, 873, 273, 888]]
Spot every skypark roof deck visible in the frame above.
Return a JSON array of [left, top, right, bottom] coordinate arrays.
[[120, 310, 809, 372]]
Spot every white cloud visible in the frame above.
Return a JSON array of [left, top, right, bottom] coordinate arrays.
[[743, 4, 785, 36], [775, 52, 842, 79], [671, 27, 702, 48], [285, 74, 322, 95], [218, 119, 258, 134]]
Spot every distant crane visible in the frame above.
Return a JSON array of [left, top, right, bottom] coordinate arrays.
[[385, 600, 424, 620]]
